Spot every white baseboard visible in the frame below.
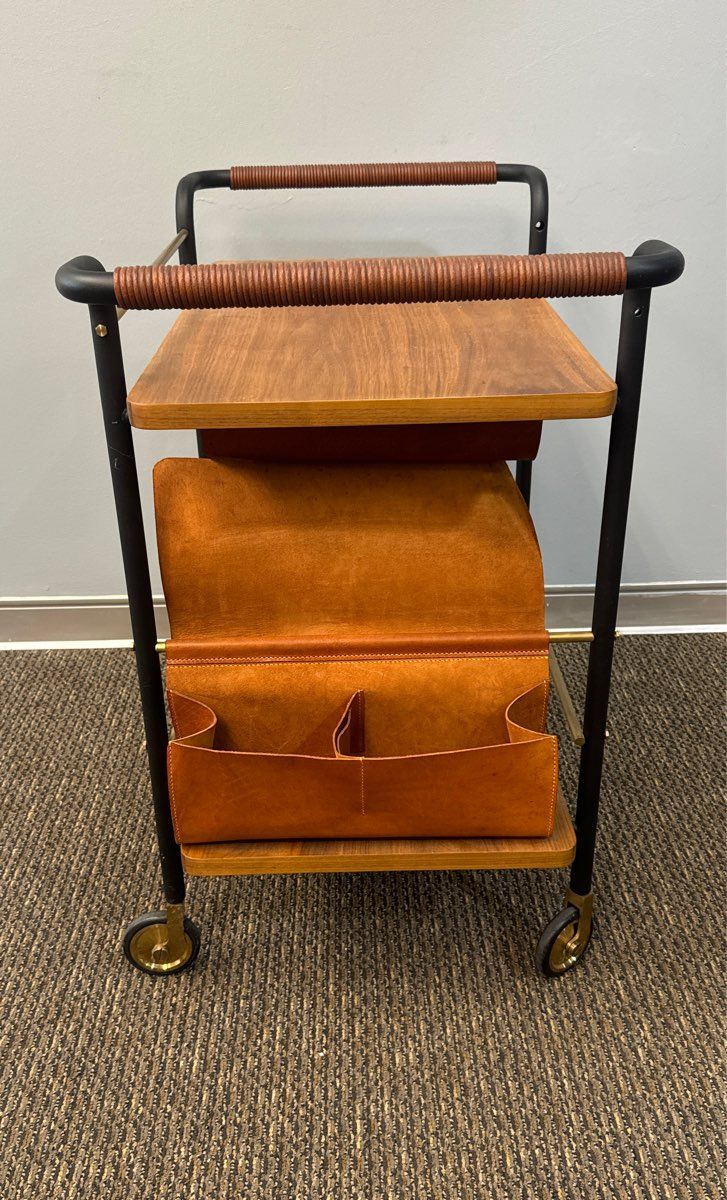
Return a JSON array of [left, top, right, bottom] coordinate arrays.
[[0, 583, 724, 648], [545, 581, 726, 633]]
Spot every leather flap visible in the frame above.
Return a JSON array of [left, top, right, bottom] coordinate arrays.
[[505, 681, 550, 742], [168, 692, 217, 748], [154, 458, 545, 642], [333, 691, 365, 758]]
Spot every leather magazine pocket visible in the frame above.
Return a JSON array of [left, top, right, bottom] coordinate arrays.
[[167, 682, 557, 844]]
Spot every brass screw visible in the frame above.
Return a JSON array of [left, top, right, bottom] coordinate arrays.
[[94, 323, 108, 338]]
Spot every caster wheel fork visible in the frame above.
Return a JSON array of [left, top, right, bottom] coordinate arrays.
[[536, 889, 593, 978], [123, 904, 200, 976]]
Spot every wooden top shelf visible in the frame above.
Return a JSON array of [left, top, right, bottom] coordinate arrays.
[[127, 299, 616, 430], [181, 789, 575, 877]]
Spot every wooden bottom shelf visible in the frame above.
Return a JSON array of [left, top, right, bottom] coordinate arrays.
[[181, 789, 575, 878]]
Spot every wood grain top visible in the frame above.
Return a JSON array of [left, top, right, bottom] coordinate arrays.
[[127, 299, 615, 430], [181, 789, 575, 877]]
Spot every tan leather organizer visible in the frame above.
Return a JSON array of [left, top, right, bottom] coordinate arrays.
[[155, 457, 557, 843]]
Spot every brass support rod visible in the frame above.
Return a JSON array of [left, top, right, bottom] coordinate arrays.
[[152, 631, 613, 653], [548, 630, 594, 643], [549, 646, 585, 747], [116, 229, 188, 320]]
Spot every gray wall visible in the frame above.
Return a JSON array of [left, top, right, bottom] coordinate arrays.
[[2, 1, 725, 600]]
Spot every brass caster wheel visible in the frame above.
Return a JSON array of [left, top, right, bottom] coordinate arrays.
[[536, 890, 593, 978], [123, 904, 200, 976]]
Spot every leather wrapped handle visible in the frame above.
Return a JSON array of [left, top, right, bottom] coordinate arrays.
[[113, 251, 627, 310], [230, 161, 497, 189]]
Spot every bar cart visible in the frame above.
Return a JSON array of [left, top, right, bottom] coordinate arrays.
[[56, 161, 683, 978]]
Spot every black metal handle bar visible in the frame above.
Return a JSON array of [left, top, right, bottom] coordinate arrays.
[[174, 163, 550, 262], [619, 239, 685, 289], [56, 241, 684, 307]]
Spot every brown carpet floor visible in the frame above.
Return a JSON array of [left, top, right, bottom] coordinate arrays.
[[0, 636, 724, 1199]]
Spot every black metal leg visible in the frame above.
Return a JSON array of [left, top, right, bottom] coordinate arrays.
[[569, 285, 652, 896], [515, 460, 532, 506], [537, 275, 656, 977], [88, 297, 185, 907]]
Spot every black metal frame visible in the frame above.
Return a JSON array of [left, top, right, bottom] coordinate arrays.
[[86, 287, 185, 905], [56, 167, 684, 968], [173, 163, 549, 266]]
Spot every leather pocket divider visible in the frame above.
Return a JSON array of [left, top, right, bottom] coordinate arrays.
[[167, 682, 557, 843]]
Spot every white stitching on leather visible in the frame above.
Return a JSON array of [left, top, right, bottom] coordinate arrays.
[[542, 678, 558, 834], [547, 736, 558, 833], [167, 692, 182, 840], [167, 745, 180, 839], [356, 690, 364, 754], [169, 650, 548, 666]]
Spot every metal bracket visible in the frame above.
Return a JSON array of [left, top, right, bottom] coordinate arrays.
[[550, 889, 594, 973]]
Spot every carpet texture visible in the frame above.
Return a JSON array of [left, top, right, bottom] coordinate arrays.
[[0, 636, 723, 1199]]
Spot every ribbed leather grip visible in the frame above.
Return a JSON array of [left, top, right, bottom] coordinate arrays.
[[114, 252, 627, 310], [229, 161, 498, 189]]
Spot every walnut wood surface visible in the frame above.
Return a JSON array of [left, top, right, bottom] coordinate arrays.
[[181, 789, 575, 877], [127, 299, 616, 429]]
